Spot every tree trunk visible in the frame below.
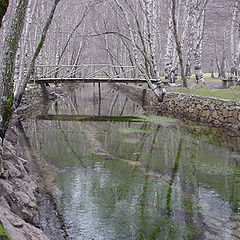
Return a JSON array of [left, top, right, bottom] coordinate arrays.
[[0, 0, 28, 140], [14, 0, 37, 95], [229, 0, 238, 80], [210, 59, 215, 78], [234, 40, 240, 84], [171, 0, 188, 87], [0, 0, 9, 28], [14, 0, 61, 109], [189, 0, 208, 84], [220, 53, 227, 79], [0, 0, 28, 171], [144, 0, 160, 81], [185, 40, 192, 79], [164, 12, 174, 82]]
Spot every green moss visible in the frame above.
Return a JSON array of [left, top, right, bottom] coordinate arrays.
[[0, 222, 11, 240], [0, 92, 14, 139], [4, 93, 14, 123]]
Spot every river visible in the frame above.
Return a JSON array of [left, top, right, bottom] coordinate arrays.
[[20, 84, 240, 240]]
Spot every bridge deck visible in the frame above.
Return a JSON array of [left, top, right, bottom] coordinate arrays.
[[29, 77, 166, 84], [29, 78, 168, 84]]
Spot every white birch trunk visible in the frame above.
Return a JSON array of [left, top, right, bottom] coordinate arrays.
[[114, 0, 165, 100], [164, 9, 174, 82], [0, 0, 28, 146], [230, 0, 238, 80], [14, 0, 61, 108], [234, 40, 240, 84], [14, 0, 37, 95], [165, 0, 190, 83], [189, 0, 206, 84]]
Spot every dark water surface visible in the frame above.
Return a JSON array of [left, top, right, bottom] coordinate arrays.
[[23, 84, 239, 240]]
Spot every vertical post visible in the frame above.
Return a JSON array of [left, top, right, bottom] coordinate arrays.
[[98, 82, 101, 100]]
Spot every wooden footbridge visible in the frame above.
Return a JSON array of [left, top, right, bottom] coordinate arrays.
[[29, 64, 163, 84]]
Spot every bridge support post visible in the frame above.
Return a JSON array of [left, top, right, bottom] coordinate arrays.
[[98, 82, 101, 100]]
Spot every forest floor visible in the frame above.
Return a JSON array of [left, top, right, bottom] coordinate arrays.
[[166, 74, 240, 101]]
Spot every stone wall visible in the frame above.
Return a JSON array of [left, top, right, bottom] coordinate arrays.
[[112, 84, 240, 137]]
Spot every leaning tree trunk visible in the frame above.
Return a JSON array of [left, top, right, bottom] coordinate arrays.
[[14, 0, 37, 96], [0, 0, 28, 171], [14, 0, 61, 109]]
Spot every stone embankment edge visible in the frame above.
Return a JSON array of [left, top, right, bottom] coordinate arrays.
[[112, 84, 240, 138]]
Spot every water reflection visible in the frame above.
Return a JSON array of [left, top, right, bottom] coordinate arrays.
[[23, 84, 240, 240]]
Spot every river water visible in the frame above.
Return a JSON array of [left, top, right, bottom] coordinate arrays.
[[21, 84, 239, 240]]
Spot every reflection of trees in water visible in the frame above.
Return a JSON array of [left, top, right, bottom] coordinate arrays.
[[27, 84, 240, 239], [47, 84, 143, 117], [138, 125, 161, 239], [15, 120, 68, 240]]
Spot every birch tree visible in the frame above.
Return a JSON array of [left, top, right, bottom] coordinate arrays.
[[14, 0, 61, 108], [189, 0, 208, 84], [229, 0, 240, 82], [171, 0, 188, 87], [164, 8, 175, 83], [0, 0, 28, 171], [14, 0, 38, 95], [0, 0, 9, 28], [165, 0, 190, 83], [105, 0, 166, 100]]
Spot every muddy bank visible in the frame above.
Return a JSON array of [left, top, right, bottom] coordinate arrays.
[[0, 83, 80, 240]]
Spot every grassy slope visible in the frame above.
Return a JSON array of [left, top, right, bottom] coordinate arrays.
[[174, 74, 240, 101], [177, 86, 240, 100]]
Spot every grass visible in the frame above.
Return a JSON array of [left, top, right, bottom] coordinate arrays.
[[0, 222, 11, 240], [166, 73, 240, 101], [177, 85, 240, 101]]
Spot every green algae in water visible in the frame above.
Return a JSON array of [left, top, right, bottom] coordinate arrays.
[[138, 115, 179, 125], [27, 84, 240, 240], [0, 223, 11, 240], [55, 155, 204, 240], [117, 126, 149, 134]]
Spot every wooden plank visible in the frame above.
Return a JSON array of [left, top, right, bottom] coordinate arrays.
[[29, 77, 169, 85]]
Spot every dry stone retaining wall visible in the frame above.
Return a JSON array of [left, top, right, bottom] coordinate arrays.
[[113, 84, 240, 137]]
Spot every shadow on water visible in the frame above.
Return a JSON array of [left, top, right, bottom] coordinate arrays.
[[20, 84, 240, 240]]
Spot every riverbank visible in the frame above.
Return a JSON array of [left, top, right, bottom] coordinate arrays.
[[112, 83, 240, 141], [0, 83, 80, 240]]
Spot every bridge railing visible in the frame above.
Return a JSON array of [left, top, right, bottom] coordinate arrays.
[[32, 64, 139, 80]]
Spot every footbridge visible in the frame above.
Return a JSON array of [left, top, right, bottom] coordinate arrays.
[[29, 64, 165, 84]]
